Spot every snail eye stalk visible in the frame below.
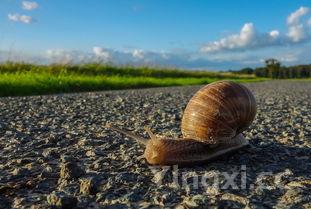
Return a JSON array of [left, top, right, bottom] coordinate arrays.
[[105, 123, 148, 146]]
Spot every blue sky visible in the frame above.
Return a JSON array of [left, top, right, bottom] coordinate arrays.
[[1, 0, 311, 70]]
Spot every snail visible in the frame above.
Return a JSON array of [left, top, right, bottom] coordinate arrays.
[[106, 80, 256, 165]]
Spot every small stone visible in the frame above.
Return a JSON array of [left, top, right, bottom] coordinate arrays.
[[278, 188, 308, 205], [40, 166, 54, 178], [183, 195, 210, 208], [86, 150, 96, 157], [90, 162, 101, 170], [47, 191, 77, 209], [45, 165, 53, 173], [138, 202, 154, 209], [86, 148, 104, 157], [30, 204, 51, 209], [79, 177, 101, 195], [78, 139, 87, 146], [11, 167, 30, 176], [60, 162, 85, 180], [221, 193, 248, 206], [206, 186, 220, 196], [285, 180, 311, 189], [15, 158, 32, 165], [12, 197, 25, 208], [24, 162, 35, 170], [274, 169, 293, 185], [161, 192, 181, 205], [302, 202, 311, 209], [60, 155, 76, 163], [42, 148, 60, 159]]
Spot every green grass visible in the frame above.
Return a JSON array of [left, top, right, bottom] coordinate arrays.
[[0, 62, 256, 79], [0, 63, 268, 97]]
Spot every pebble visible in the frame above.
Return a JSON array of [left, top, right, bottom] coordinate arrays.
[[60, 162, 85, 180], [79, 177, 101, 195], [47, 191, 77, 209]]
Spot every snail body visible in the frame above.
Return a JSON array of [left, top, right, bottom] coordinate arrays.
[[107, 80, 256, 165]]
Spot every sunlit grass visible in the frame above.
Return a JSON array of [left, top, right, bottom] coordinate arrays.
[[0, 62, 257, 78], [0, 62, 269, 96], [0, 72, 267, 97]]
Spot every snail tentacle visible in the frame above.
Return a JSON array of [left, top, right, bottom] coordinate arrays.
[[144, 127, 157, 140], [105, 123, 148, 145]]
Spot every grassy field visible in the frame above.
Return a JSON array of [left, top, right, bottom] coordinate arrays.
[[0, 62, 268, 97]]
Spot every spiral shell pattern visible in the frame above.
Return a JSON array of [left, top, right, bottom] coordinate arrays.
[[181, 80, 256, 144]]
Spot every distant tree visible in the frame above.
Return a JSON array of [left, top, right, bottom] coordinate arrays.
[[239, 67, 254, 74], [245, 61, 311, 79], [279, 67, 286, 78], [265, 58, 281, 78], [254, 67, 267, 77]]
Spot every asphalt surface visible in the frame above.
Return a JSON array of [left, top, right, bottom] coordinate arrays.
[[0, 80, 310, 208]]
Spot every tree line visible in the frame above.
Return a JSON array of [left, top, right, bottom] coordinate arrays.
[[233, 58, 311, 78]]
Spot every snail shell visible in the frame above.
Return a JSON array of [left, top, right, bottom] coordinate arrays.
[[181, 80, 256, 144], [106, 80, 257, 165]]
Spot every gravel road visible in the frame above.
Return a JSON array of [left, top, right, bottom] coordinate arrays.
[[0, 80, 310, 209]]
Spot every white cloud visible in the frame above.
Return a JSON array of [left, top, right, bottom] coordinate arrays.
[[287, 6, 309, 25], [132, 49, 144, 59], [286, 7, 310, 42], [201, 23, 280, 53], [93, 47, 111, 61], [269, 30, 279, 38], [201, 6, 311, 53], [8, 13, 34, 24], [40, 47, 232, 69], [22, 1, 39, 10], [46, 49, 73, 64], [46, 49, 92, 64], [287, 24, 307, 42], [3, 45, 310, 70]]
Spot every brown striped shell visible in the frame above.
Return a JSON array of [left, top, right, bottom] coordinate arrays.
[[181, 80, 256, 144]]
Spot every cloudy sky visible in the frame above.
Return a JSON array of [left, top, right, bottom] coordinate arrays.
[[1, 0, 311, 70]]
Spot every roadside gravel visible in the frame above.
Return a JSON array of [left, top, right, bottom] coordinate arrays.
[[0, 80, 310, 208]]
